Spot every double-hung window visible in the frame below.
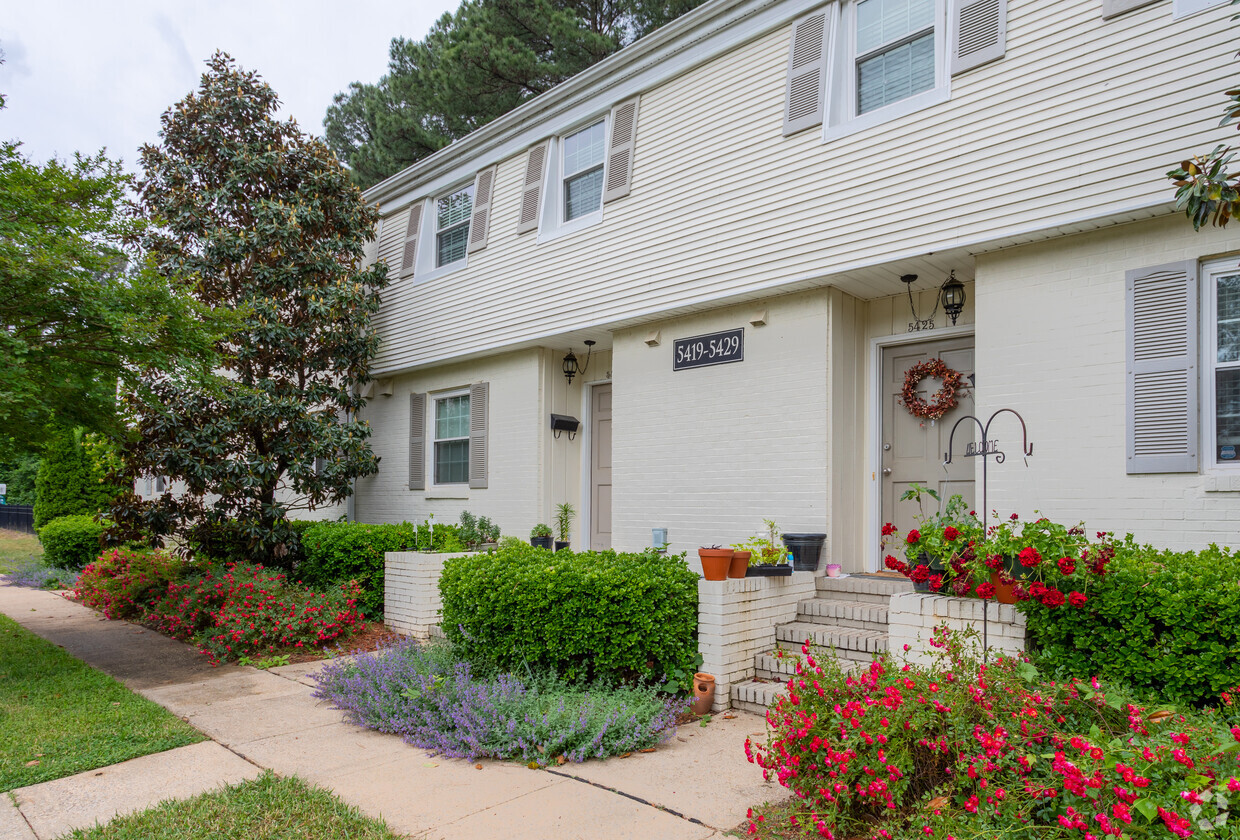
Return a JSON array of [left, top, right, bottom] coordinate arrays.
[[561, 120, 607, 222], [855, 0, 936, 115], [435, 186, 474, 268], [433, 392, 470, 485], [1205, 259, 1240, 468]]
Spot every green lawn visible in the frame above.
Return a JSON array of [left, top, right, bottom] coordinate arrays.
[[0, 614, 204, 791], [58, 772, 402, 840], [0, 527, 41, 574]]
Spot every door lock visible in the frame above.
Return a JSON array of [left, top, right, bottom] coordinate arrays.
[[882, 468, 892, 476]]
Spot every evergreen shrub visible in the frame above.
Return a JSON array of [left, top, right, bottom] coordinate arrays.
[[299, 520, 464, 617], [1026, 537, 1240, 706], [38, 515, 106, 570], [438, 543, 699, 684]]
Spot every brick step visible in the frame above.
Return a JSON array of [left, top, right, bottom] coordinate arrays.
[[730, 678, 787, 715], [775, 622, 889, 656], [755, 648, 872, 680], [815, 575, 913, 604], [797, 597, 889, 629]]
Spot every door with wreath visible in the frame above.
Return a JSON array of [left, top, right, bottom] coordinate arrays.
[[879, 337, 975, 569]]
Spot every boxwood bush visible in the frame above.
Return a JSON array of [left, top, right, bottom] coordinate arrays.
[[299, 520, 464, 618], [439, 543, 699, 684], [1025, 536, 1240, 706], [39, 514, 106, 570]]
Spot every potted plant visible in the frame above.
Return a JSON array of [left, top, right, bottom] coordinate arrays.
[[529, 523, 553, 550], [881, 485, 981, 594], [697, 545, 733, 581], [554, 503, 575, 551], [733, 519, 792, 577]]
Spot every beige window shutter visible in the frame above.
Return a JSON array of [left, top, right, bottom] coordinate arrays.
[[409, 392, 426, 490], [782, 11, 829, 136], [1126, 261, 1199, 474], [467, 165, 498, 254], [400, 204, 423, 279], [603, 97, 640, 204], [951, 0, 1007, 75], [1101, 0, 1159, 18], [516, 141, 549, 234], [468, 382, 489, 489]]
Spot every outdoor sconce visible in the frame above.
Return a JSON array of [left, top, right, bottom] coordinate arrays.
[[551, 414, 580, 440], [562, 339, 595, 384], [940, 271, 966, 326]]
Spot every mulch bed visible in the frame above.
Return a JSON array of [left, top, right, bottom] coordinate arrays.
[[281, 622, 405, 664]]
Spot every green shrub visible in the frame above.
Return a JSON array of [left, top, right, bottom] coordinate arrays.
[[75, 548, 189, 619], [39, 514, 106, 570], [34, 430, 99, 529], [1025, 536, 1240, 706], [439, 543, 699, 684], [186, 517, 314, 571], [299, 520, 464, 618]]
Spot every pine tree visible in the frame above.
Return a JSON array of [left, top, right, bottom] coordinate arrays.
[[33, 430, 94, 529]]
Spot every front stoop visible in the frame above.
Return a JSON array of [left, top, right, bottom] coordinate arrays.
[[729, 575, 913, 715]]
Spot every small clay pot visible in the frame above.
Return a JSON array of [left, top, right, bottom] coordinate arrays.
[[691, 672, 716, 715], [698, 548, 733, 581], [728, 550, 751, 579]]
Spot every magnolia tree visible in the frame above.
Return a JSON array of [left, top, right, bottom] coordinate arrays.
[[111, 53, 388, 563]]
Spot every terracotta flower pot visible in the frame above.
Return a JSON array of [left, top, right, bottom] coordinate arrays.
[[728, 550, 751, 579], [691, 672, 716, 715], [990, 570, 1018, 604], [698, 548, 733, 581]]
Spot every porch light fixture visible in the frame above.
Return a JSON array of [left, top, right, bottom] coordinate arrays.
[[940, 271, 966, 326], [562, 339, 596, 384]]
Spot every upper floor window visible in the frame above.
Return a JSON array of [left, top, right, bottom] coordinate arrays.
[[436, 186, 474, 268], [855, 0, 936, 115], [562, 120, 607, 222], [1205, 259, 1240, 468]]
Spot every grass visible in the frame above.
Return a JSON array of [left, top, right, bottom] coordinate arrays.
[[0, 613, 204, 791], [58, 772, 402, 839], [0, 527, 41, 574]]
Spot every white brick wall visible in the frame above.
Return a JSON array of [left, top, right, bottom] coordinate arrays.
[[697, 572, 816, 711], [611, 289, 831, 562], [976, 215, 1240, 550], [384, 551, 474, 638], [888, 593, 1026, 667]]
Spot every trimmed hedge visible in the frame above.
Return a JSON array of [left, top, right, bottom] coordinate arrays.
[[1025, 536, 1240, 706], [439, 543, 699, 684], [299, 520, 463, 618], [39, 515, 106, 570]]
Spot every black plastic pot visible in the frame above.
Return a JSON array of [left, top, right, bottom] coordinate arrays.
[[747, 564, 793, 577], [912, 551, 945, 593], [530, 536, 553, 549], [554, 541, 569, 552], [782, 533, 827, 572]]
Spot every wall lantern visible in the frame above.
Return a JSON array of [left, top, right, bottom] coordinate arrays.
[[940, 271, 966, 326], [562, 339, 595, 384], [551, 414, 580, 440]]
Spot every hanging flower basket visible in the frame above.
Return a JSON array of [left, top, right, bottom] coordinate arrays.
[[900, 358, 966, 421]]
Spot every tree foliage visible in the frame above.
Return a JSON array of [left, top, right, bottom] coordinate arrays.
[[0, 452, 38, 505], [33, 428, 118, 529], [324, 0, 707, 188], [111, 53, 389, 564], [0, 97, 223, 453]]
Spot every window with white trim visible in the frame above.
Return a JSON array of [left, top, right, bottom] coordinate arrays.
[[433, 392, 471, 485], [435, 186, 474, 268], [1204, 258, 1240, 468], [561, 120, 606, 222]]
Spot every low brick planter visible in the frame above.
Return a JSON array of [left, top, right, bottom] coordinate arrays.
[[384, 551, 475, 639], [888, 592, 1026, 666]]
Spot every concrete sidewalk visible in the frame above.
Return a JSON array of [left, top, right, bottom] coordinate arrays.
[[0, 583, 784, 839]]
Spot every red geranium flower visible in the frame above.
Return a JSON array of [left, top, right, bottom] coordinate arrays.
[[1018, 547, 1043, 568], [976, 582, 996, 599], [881, 522, 897, 537], [927, 574, 943, 591], [909, 564, 930, 583], [1057, 557, 1076, 575], [984, 553, 1003, 571], [906, 529, 921, 544], [943, 526, 959, 542], [1068, 591, 1088, 608], [1040, 588, 1065, 607]]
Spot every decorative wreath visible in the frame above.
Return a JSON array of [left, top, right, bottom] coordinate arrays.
[[900, 358, 965, 420]]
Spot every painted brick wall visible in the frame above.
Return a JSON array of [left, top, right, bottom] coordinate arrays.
[[975, 215, 1240, 550], [610, 289, 831, 561], [384, 551, 474, 638], [888, 593, 1026, 667]]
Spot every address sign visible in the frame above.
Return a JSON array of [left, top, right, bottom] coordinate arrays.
[[673, 328, 744, 371]]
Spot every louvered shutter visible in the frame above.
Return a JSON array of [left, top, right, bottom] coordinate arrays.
[[1101, 0, 1158, 18], [516, 141, 549, 234], [1126, 262, 1199, 474], [783, 11, 829, 136], [951, 0, 1006, 75], [409, 392, 426, 490], [400, 203, 423, 279], [467, 166, 497, 254], [603, 97, 640, 203], [468, 382, 489, 489]]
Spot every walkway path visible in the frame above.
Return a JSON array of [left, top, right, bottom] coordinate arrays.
[[0, 583, 784, 839]]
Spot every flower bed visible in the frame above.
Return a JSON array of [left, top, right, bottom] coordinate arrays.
[[745, 629, 1240, 839]]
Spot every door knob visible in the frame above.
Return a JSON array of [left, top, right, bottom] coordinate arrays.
[[882, 468, 892, 476]]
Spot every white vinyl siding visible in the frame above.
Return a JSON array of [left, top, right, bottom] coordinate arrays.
[[433, 393, 471, 485], [436, 186, 474, 267], [1203, 259, 1240, 468], [856, 0, 936, 114], [562, 121, 607, 221]]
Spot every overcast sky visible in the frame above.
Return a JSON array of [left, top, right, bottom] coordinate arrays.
[[0, 0, 459, 168]]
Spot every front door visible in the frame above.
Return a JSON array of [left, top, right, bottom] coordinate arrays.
[[589, 384, 612, 549], [879, 337, 976, 567]]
